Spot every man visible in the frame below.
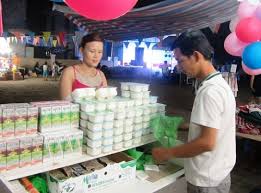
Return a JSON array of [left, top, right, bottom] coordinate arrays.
[[152, 30, 236, 193]]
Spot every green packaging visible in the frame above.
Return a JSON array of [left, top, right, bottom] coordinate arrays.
[[19, 137, 32, 167], [6, 139, 19, 170], [31, 135, 43, 165], [27, 107, 38, 134], [39, 106, 52, 133], [61, 105, 71, 130], [70, 104, 80, 129], [52, 106, 62, 130]]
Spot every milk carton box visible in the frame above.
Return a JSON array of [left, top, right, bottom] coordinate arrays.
[[14, 107, 27, 136]]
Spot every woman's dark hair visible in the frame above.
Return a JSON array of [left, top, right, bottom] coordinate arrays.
[[80, 32, 104, 48], [171, 30, 214, 61]]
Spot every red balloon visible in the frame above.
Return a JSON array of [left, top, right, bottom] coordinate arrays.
[[236, 17, 261, 43], [65, 0, 138, 21]]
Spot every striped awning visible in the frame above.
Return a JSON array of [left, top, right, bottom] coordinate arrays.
[[53, 0, 239, 41]]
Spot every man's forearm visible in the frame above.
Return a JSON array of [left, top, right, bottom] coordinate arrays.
[[170, 138, 213, 158]]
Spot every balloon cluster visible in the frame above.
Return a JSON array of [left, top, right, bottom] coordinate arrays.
[[225, 0, 261, 75], [65, 0, 138, 21]]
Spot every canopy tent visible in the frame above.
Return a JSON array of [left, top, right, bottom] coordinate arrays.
[[53, 0, 239, 41]]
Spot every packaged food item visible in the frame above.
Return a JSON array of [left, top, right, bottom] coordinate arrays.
[[39, 106, 52, 133], [0, 141, 6, 172], [14, 107, 27, 136], [2, 108, 15, 137], [31, 135, 43, 165], [26, 107, 38, 134], [61, 133, 73, 158], [61, 105, 71, 130], [52, 106, 62, 130], [70, 104, 80, 129], [19, 137, 32, 167], [6, 139, 20, 170]]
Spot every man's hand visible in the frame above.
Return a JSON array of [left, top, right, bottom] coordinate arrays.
[[152, 147, 174, 163]]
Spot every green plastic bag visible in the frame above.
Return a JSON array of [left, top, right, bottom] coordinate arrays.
[[150, 115, 184, 147], [126, 149, 155, 170]]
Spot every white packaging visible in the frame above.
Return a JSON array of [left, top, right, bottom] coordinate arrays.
[[134, 124, 143, 131], [142, 128, 151, 135], [130, 92, 143, 99], [149, 105, 158, 114], [134, 99, 143, 106], [87, 122, 103, 131], [86, 146, 102, 156], [107, 87, 117, 99], [103, 121, 114, 130], [124, 140, 133, 147], [141, 84, 149, 92], [106, 101, 117, 111], [88, 112, 104, 123], [117, 100, 126, 110], [143, 115, 150, 122], [142, 91, 150, 99], [104, 111, 114, 122], [126, 109, 135, 118], [134, 116, 143, 124], [61, 105, 71, 130], [52, 105, 62, 130], [39, 106, 52, 133], [114, 111, 125, 120], [124, 125, 134, 133], [142, 99, 150, 105], [149, 96, 158, 104], [113, 142, 123, 150], [80, 111, 88, 120], [80, 102, 95, 113], [143, 107, 151, 115], [121, 82, 131, 91], [126, 100, 135, 108], [87, 129, 102, 140], [121, 90, 131, 98], [86, 138, 102, 148], [114, 127, 123, 135], [72, 88, 96, 100], [96, 88, 108, 100], [133, 130, 142, 138], [26, 107, 38, 134], [103, 129, 113, 138], [14, 107, 27, 136], [157, 103, 166, 112], [95, 102, 107, 112], [114, 120, 123, 128], [133, 137, 142, 144], [102, 145, 113, 153], [143, 122, 150, 129], [124, 118, 134, 126], [103, 137, 113, 146], [124, 133, 133, 141], [130, 84, 143, 92], [114, 135, 123, 143], [80, 119, 88, 128], [70, 104, 80, 129], [135, 108, 143, 117]]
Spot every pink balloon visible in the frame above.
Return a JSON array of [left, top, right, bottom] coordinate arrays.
[[235, 17, 261, 43], [238, 1, 258, 19], [242, 62, 261, 75], [224, 32, 248, 56], [255, 5, 261, 20], [65, 0, 138, 21]]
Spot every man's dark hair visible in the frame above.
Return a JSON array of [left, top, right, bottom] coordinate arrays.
[[171, 30, 214, 61]]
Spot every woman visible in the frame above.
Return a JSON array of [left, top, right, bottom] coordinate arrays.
[[250, 75, 261, 104], [60, 33, 108, 100]]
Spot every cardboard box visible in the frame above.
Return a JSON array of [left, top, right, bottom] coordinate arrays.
[[0, 141, 6, 172], [39, 106, 52, 133], [47, 152, 136, 193], [31, 135, 43, 165], [70, 104, 80, 129], [51, 106, 62, 131], [14, 107, 27, 136], [61, 105, 71, 130], [27, 107, 38, 134], [6, 139, 20, 170], [19, 137, 32, 167], [2, 108, 15, 137]]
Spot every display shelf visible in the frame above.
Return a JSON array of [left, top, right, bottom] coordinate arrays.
[[99, 168, 185, 193], [1, 134, 156, 181], [236, 132, 261, 142]]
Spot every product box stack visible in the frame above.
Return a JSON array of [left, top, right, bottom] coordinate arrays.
[[30, 100, 83, 163], [0, 103, 43, 172], [120, 82, 166, 136]]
